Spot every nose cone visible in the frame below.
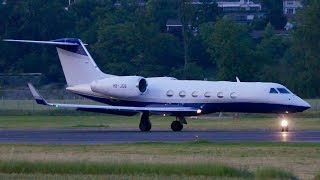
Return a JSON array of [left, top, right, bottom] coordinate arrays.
[[296, 97, 311, 112]]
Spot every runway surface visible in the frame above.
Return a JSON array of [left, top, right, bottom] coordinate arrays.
[[0, 129, 320, 144]]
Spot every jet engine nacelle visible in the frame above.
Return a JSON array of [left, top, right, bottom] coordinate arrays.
[[90, 76, 148, 97]]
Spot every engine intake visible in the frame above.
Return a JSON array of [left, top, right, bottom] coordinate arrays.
[[138, 78, 147, 93], [91, 76, 148, 97]]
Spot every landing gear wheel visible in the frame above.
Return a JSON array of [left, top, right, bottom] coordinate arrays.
[[282, 127, 289, 132], [139, 121, 151, 132], [139, 112, 151, 132], [171, 121, 183, 131]]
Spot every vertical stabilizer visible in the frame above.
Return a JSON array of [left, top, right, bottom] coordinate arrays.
[[3, 38, 114, 86], [53, 38, 113, 86]]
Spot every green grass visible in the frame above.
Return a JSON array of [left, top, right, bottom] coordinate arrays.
[[0, 142, 319, 179], [0, 115, 319, 130], [0, 161, 253, 178], [314, 172, 320, 180], [0, 173, 242, 180], [255, 167, 298, 180]]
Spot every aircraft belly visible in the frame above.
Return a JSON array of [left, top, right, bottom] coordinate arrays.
[[204, 103, 306, 113]]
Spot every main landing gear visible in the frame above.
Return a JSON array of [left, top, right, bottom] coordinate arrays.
[[171, 116, 187, 132], [139, 112, 187, 132], [139, 112, 152, 132]]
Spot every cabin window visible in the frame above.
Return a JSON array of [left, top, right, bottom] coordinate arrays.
[[204, 92, 211, 98], [166, 90, 174, 97], [230, 92, 237, 99], [179, 91, 186, 97], [269, 88, 278, 94], [217, 92, 224, 98], [192, 91, 199, 97], [277, 88, 290, 94]]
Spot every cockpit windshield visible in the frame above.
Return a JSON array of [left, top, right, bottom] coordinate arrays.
[[277, 88, 290, 94], [269, 88, 278, 94], [269, 88, 291, 94]]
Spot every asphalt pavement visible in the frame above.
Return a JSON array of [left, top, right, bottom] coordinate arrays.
[[0, 129, 319, 144]]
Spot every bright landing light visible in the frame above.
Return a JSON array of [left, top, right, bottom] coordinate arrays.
[[281, 119, 288, 127], [197, 109, 202, 114]]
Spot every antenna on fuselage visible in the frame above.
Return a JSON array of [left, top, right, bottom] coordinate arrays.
[[236, 77, 240, 82]]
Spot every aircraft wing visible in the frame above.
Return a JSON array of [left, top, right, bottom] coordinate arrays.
[[27, 83, 200, 115]]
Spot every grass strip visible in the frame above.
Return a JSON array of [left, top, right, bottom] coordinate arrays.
[[135, 140, 320, 148], [314, 172, 320, 180], [0, 161, 252, 178], [255, 167, 298, 180]]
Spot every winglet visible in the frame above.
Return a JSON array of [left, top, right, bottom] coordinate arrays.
[[27, 83, 48, 105], [236, 76, 240, 82]]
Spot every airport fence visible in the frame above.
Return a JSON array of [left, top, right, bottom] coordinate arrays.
[[0, 89, 102, 114], [0, 89, 319, 113]]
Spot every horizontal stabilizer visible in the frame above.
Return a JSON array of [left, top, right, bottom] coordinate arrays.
[[3, 39, 78, 46]]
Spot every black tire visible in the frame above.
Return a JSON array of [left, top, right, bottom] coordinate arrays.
[[285, 127, 289, 132], [171, 121, 183, 131], [139, 121, 151, 132], [139, 112, 151, 132]]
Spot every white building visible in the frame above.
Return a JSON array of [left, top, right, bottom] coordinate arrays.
[[217, 0, 261, 12], [191, 0, 261, 11], [191, 0, 262, 23], [283, 0, 303, 15]]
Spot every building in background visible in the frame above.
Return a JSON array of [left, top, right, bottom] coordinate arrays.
[[283, 0, 303, 30], [192, 0, 263, 23], [283, 0, 303, 16], [167, 0, 263, 35]]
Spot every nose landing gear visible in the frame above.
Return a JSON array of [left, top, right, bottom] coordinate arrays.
[[281, 119, 289, 132], [280, 117, 289, 132]]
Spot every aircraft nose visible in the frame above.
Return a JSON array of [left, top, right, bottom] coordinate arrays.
[[302, 100, 311, 109], [297, 97, 311, 111]]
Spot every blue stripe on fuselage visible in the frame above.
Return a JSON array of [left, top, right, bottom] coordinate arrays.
[[75, 93, 308, 114]]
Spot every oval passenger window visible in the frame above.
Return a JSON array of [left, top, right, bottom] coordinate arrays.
[[230, 92, 237, 99], [204, 92, 211, 98], [179, 91, 186, 97], [192, 91, 198, 97], [217, 92, 224, 98], [166, 90, 174, 97]]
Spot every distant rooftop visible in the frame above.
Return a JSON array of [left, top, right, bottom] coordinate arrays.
[[114, 0, 146, 7], [166, 19, 183, 27], [191, 0, 261, 10]]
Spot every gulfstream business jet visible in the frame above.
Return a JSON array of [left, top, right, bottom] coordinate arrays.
[[4, 38, 311, 132]]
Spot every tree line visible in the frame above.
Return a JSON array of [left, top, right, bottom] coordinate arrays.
[[0, 0, 319, 98]]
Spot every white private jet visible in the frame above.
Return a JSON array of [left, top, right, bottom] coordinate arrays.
[[4, 38, 311, 132]]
